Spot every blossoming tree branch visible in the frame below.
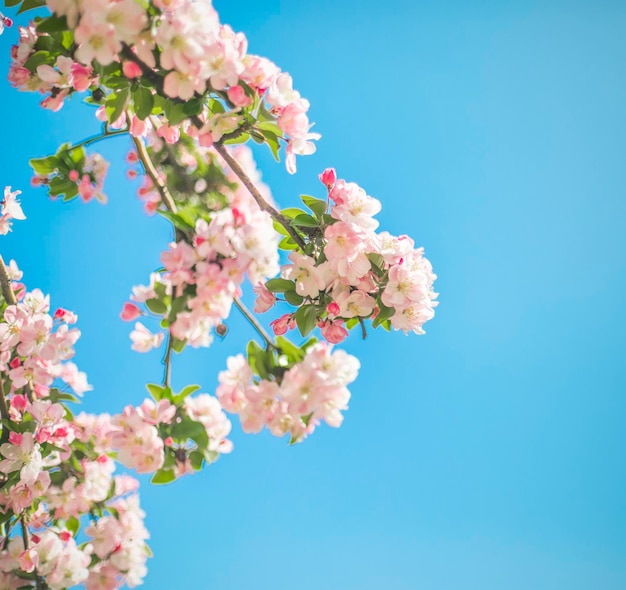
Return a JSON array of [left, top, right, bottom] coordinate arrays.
[[0, 0, 438, 588]]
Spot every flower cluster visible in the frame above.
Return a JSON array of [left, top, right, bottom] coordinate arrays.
[[124, 144, 279, 352], [0, 187, 26, 236], [217, 342, 360, 443], [0, 255, 150, 589], [110, 389, 233, 483], [13, 0, 318, 173], [8, 23, 97, 111], [257, 169, 439, 342], [31, 145, 110, 204]]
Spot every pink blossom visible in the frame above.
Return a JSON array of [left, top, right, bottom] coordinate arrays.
[[270, 313, 293, 336], [252, 282, 276, 313], [120, 302, 142, 321], [129, 322, 164, 352], [319, 167, 337, 189], [320, 320, 348, 344], [227, 84, 253, 107]]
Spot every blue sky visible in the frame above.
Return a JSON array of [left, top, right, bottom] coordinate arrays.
[[1, 0, 625, 588]]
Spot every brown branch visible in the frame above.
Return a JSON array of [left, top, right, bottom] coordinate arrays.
[[131, 134, 178, 215], [0, 255, 16, 306], [213, 143, 307, 249], [119, 48, 305, 249], [233, 297, 275, 350]]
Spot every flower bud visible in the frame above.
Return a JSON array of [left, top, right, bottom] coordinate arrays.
[[319, 168, 337, 189]]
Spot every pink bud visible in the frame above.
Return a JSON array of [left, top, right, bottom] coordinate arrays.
[[8, 431, 22, 445], [326, 301, 340, 318], [227, 85, 253, 107], [68, 170, 79, 182], [59, 531, 72, 542], [11, 394, 27, 412], [120, 302, 142, 321], [126, 151, 138, 164], [9, 357, 20, 369], [18, 549, 38, 573], [130, 115, 146, 138], [122, 61, 142, 79], [3, 17, 13, 28], [164, 436, 173, 446], [318, 168, 337, 189], [320, 319, 348, 344], [270, 313, 293, 336]]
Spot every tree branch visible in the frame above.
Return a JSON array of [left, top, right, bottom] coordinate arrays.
[[71, 127, 128, 151], [233, 297, 275, 349], [130, 134, 178, 215], [0, 255, 16, 306], [213, 143, 307, 249], [162, 330, 174, 387], [119, 46, 306, 250]]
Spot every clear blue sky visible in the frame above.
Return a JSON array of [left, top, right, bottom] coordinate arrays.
[[1, 0, 625, 588]]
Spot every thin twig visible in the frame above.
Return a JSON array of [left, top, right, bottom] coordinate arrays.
[[0, 255, 16, 306], [162, 330, 173, 387], [71, 128, 128, 151], [233, 297, 275, 349], [213, 144, 307, 249], [131, 134, 178, 214], [0, 256, 15, 444], [120, 47, 305, 249], [358, 317, 367, 340]]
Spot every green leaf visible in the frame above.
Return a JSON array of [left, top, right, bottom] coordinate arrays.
[[275, 336, 305, 363], [291, 214, 318, 228], [189, 450, 204, 471], [23, 51, 54, 71], [247, 340, 269, 380], [171, 417, 205, 442], [165, 102, 187, 126], [158, 209, 195, 233], [66, 515, 80, 535], [145, 298, 168, 315], [301, 195, 327, 219], [367, 253, 386, 274], [294, 304, 318, 337], [284, 291, 304, 306], [278, 236, 298, 251], [17, 0, 45, 13], [183, 98, 203, 116], [36, 15, 68, 33], [30, 155, 58, 176], [169, 295, 189, 322], [224, 132, 250, 145], [256, 121, 282, 136], [372, 300, 395, 328], [208, 98, 225, 115], [265, 278, 296, 293], [171, 337, 186, 353], [281, 207, 307, 220], [49, 176, 78, 200], [172, 384, 201, 404], [258, 127, 281, 161], [105, 88, 130, 124], [146, 383, 172, 401], [151, 468, 176, 485], [132, 86, 154, 120], [272, 219, 290, 236]]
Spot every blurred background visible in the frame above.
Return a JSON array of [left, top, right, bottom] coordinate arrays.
[[1, 0, 625, 588]]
